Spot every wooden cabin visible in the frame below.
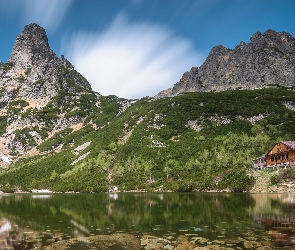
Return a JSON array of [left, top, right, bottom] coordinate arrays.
[[266, 141, 295, 167], [253, 141, 295, 169]]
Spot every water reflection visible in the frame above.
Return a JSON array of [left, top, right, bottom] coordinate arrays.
[[0, 193, 294, 248], [0, 220, 12, 249], [249, 193, 295, 247], [31, 195, 52, 199]]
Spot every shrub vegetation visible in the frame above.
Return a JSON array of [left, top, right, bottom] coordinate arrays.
[[1, 86, 295, 192]]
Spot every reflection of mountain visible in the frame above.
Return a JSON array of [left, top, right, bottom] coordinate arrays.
[[0, 220, 11, 234], [0, 193, 255, 237], [0, 219, 11, 249], [1, 193, 295, 248], [0, 220, 11, 249], [0, 218, 43, 249]]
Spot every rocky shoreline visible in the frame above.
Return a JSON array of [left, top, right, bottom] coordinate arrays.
[[20, 230, 293, 249]]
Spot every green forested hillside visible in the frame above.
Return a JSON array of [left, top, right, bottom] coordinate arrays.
[[1, 86, 295, 193]]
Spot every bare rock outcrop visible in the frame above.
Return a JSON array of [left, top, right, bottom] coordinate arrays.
[[156, 29, 295, 98], [0, 23, 90, 103], [0, 23, 94, 159]]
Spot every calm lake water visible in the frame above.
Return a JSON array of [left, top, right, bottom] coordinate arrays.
[[0, 192, 295, 249]]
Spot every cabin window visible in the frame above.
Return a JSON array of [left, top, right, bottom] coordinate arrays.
[[287, 154, 289, 159], [271, 157, 274, 162]]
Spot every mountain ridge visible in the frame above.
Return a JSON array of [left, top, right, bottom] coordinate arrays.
[[0, 23, 99, 162], [1, 24, 295, 192], [156, 29, 295, 98]]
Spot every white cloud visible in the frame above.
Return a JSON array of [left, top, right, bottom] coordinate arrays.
[[0, 0, 72, 32], [64, 15, 204, 99], [23, 0, 72, 31]]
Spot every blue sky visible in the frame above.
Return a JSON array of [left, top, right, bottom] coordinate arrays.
[[0, 0, 294, 98]]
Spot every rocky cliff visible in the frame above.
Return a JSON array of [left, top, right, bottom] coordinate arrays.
[[1, 23, 91, 103], [0, 24, 96, 164], [156, 29, 295, 98]]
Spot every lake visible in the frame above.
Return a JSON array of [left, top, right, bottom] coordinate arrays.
[[0, 192, 295, 249]]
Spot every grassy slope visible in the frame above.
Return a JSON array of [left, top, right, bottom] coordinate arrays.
[[1, 86, 295, 192]]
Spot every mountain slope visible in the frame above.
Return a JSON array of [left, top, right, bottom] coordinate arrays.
[[156, 29, 295, 98], [0, 23, 131, 165], [1, 25, 295, 192], [1, 87, 295, 192]]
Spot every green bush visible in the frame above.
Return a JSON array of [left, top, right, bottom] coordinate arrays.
[[24, 68, 31, 75], [218, 170, 255, 192], [270, 169, 295, 186], [270, 174, 281, 185], [1, 61, 14, 70], [0, 116, 7, 136]]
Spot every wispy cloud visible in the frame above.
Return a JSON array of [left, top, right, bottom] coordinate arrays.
[[0, 0, 72, 32], [64, 14, 204, 99], [22, 0, 72, 32]]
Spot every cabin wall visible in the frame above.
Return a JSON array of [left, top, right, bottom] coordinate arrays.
[[254, 142, 295, 169], [266, 148, 295, 166], [266, 143, 295, 166], [289, 150, 295, 162]]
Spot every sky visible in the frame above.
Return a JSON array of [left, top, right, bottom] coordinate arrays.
[[0, 0, 295, 99]]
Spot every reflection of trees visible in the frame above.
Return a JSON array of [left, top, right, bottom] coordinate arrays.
[[249, 193, 295, 245], [2, 193, 295, 248], [249, 193, 295, 216], [0, 193, 256, 237]]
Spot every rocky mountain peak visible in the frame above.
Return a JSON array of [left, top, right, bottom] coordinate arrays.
[[8, 23, 57, 67], [156, 29, 295, 98], [18, 23, 49, 48], [250, 29, 293, 44], [0, 23, 91, 101], [0, 23, 93, 158]]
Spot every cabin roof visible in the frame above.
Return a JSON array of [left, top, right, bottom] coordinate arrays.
[[265, 141, 295, 156], [282, 141, 295, 150]]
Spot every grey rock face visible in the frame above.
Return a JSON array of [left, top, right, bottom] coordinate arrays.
[[0, 23, 94, 158], [0, 23, 91, 103], [156, 29, 295, 98], [9, 23, 55, 67]]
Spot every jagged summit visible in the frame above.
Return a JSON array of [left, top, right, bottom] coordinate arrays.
[[0, 23, 91, 102], [156, 29, 295, 98], [9, 23, 54, 66], [0, 23, 94, 158], [250, 29, 293, 43]]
